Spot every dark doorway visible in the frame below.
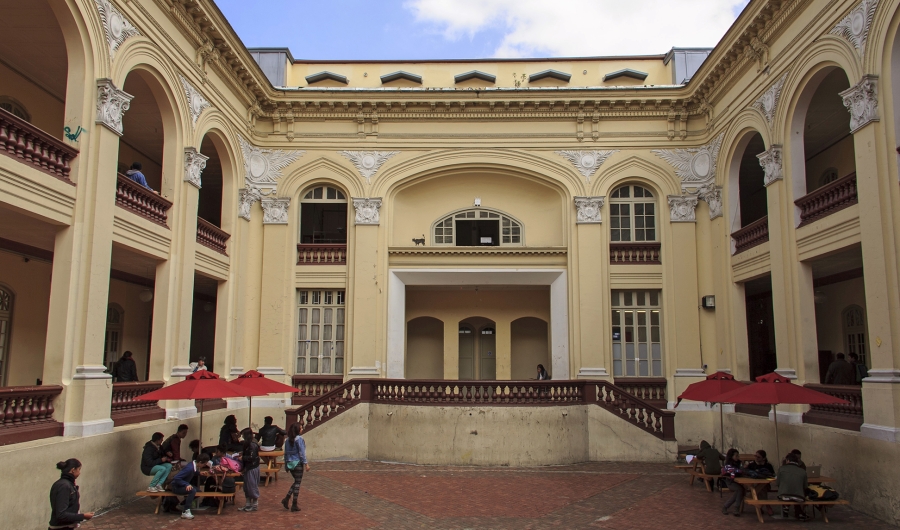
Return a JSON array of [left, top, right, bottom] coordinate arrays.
[[744, 275, 777, 379], [455, 220, 499, 246], [300, 203, 347, 243]]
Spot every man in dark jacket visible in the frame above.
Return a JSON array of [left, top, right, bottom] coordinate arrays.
[[162, 424, 189, 468], [255, 416, 287, 451], [115, 351, 139, 382], [774, 452, 809, 520], [824, 352, 856, 385], [171, 453, 211, 520], [141, 432, 172, 492]]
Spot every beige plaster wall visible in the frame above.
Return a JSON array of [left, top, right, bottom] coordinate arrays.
[[813, 277, 867, 359], [0, 61, 65, 136], [302, 403, 370, 461], [406, 316, 444, 379], [406, 288, 550, 324], [804, 136, 856, 192], [510, 317, 550, 380], [587, 405, 676, 462], [107, 279, 154, 380], [0, 251, 52, 386]]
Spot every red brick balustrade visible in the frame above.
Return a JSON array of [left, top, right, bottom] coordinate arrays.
[[802, 383, 863, 431], [115, 173, 173, 227], [373, 380, 585, 404], [297, 244, 347, 265], [196, 217, 230, 255], [0, 107, 78, 182], [614, 377, 668, 409], [291, 375, 344, 406], [795, 172, 858, 227], [731, 216, 769, 254], [609, 242, 661, 264], [110, 381, 166, 427], [0, 385, 64, 446]]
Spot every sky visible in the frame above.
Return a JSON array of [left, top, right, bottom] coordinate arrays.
[[215, 0, 751, 61]]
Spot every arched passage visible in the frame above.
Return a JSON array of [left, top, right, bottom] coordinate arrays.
[[511, 317, 549, 380], [197, 134, 225, 228], [405, 316, 443, 379]]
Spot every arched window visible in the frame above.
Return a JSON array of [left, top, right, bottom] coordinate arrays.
[[432, 208, 523, 246], [842, 305, 868, 367], [610, 185, 656, 242], [104, 304, 124, 372], [0, 96, 30, 122], [300, 185, 347, 244], [0, 286, 13, 385]]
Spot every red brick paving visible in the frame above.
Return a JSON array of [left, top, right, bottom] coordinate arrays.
[[80, 461, 896, 529]]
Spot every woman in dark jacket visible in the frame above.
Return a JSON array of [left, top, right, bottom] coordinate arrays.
[[219, 415, 241, 452], [49, 459, 93, 529]]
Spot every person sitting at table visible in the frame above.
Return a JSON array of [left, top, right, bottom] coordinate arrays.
[[256, 416, 287, 451], [786, 448, 806, 469], [746, 450, 775, 516], [162, 424, 189, 469], [219, 415, 242, 453], [774, 452, 809, 521], [141, 432, 172, 493], [170, 453, 211, 520], [694, 440, 722, 490], [721, 449, 745, 516]]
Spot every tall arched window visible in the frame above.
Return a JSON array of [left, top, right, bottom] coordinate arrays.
[[0, 286, 13, 386], [104, 304, 124, 372], [609, 185, 656, 242], [299, 185, 347, 244], [842, 305, 868, 367], [432, 208, 523, 246]]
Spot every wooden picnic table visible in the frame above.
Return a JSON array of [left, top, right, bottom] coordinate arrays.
[[734, 476, 846, 523], [259, 450, 284, 486]]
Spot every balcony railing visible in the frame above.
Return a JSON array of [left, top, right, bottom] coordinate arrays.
[[196, 217, 230, 255], [614, 377, 668, 409], [0, 107, 78, 182], [609, 242, 661, 264], [0, 385, 64, 446], [297, 244, 347, 265], [795, 172, 858, 227], [731, 216, 769, 254], [802, 383, 863, 431], [110, 381, 166, 427], [115, 173, 173, 227], [291, 375, 344, 406]]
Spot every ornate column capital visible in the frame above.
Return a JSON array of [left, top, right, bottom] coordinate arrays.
[[95, 78, 133, 136], [183, 147, 208, 189], [353, 197, 383, 225], [556, 150, 618, 183], [668, 195, 699, 223], [574, 196, 605, 224], [261, 197, 290, 225], [841, 75, 879, 133], [238, 188, 261, 221], [757, 145, 783, 187], [340, 151, 399, 183], [698, 185, 723, 220]]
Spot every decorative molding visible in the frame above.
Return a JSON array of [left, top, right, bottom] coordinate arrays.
[[652, 133, 724, 193], [860, 423, 900, 443], [863, 369, 900, 383], [698, 184, 723, 220], [237, 135, 303, 220], [170, 366, 194, 378], [752, 72, 788, 125], [95, 78, 133, 136], [72, 365, 113, 380], [261, 197, 290, 224], [841, 75, 879, 133], [674, 368, 707, 377], [555, 150, 618, 182], [353, 197, 382, 225], [668, 195, 699, 223], [830, 0, 878, 57], [574, 196, 605, 224], [576, 367, 610, 379], [339, 151, 399, 183], [95, 0, 141, 60], [238, 187, 261, 221], [183, 147, 208, 188], [179, 75, 211, 126], [774, 368, 798, 379], [742, 36, 770, 73], [757, 145, 783, 187]]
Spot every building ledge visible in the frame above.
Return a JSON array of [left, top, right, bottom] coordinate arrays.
[[388, 246, 567, 256]]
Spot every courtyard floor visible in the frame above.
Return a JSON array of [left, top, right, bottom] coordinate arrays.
[[82, 461, 894, 529]]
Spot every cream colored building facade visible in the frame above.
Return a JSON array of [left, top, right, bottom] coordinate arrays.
[[4, 0, 900, 525]]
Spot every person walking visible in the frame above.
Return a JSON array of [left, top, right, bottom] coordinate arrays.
[[49, 459, 94, 529], [238, 428, 261, 512], [824, 352, 855, 385], [281, 422, 310, 512], [141, 432, 172, 492]]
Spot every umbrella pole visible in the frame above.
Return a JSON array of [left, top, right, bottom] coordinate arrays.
[[248, 396, 253, 431], [720, 403, 725, 449], [199, 400, 204, 451], [772, 404, 780, 460]]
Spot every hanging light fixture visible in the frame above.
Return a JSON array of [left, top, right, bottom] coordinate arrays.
[[138, 289, 154, 303]]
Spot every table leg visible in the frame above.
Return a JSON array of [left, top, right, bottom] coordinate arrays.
[[155, 496, 162, 515]]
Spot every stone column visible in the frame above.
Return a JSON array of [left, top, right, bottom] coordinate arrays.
[[443, 319, 459, 380], [347, 198, 382, 378], [573, 197, 610, 380], [495, 318, 512, 380]]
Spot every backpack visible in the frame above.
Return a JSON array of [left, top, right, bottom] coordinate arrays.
[[243, 442, 260, 469], [162, 495, 180, 513], [807, 484, 839, 501], [220, 477, 236, 494], [221, 456, 242, 473]]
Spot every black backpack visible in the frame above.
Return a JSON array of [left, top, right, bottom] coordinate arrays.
[[162, 495, 180, 513], [220, 477, 236, 494]]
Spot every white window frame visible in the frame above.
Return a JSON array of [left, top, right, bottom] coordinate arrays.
[[431, 207, 525, 246], [299, 185, 348, 244], [296, 289, 346, 375], [611, 290, 663, 377], [609, 185, 657, 243]]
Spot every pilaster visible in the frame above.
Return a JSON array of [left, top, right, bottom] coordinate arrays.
[[443, 319, 459, 380], [573, 197, 610, 380], [347, 198, 382, 377], [256, 198, 295, 378]]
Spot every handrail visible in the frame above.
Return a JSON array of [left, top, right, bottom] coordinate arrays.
[[297, 244, 347, 265], [0, 107, 78, 182], [614, 377, 668, 408], [291, 375, 344, 405], [285, 380, 364, 430], [196, 217, 230, 255], [802, 383, 863, 431], [795, 173, 858, 227], [609, 242, 661, 264], [731, 216, 769, 254], [588, 381, 676, 440], [0, 385, 62, 426], [115, 173, 173, 227], [111, 381, 165, 426]]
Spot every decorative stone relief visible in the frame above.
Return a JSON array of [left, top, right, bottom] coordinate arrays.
[[238, 187, 262, 221], [668, 195, 699, 223], [652, 133, 724, 193], [574, 196, 605, 224], [237, 134, 303, 220], [353, 198, 382, 225], [555, 150, 618, 183], [95, 0, 141, 60], [183, 147, 208, 188], [752, 72, 788, 125], [95, 78, 133, 136], [339, 151, 399, 183], [841, 75, 879, 133], [261, 197, 290, 224], [179, 75, 211, 126], [743, 36, 770, 73], [757, 145, 783, 187], [698, 184, 723, 220], [831, 0, 879, 57]]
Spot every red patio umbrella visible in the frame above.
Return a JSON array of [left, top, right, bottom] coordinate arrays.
[[135, 371, 267, 448], [676, 371, 747, 448], [713, 372, 850, 458], [230, 370, 299, 430]]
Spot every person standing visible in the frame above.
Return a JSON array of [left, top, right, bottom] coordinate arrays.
[[238, 428, 261, 512], [824, 352, 855, 385], [141, 432, 172, 492], [125, 162, 156, 192], [849, 352, 869, 384], [49, 459, 94, 529], [536, 364, 550, 380], [115, 351, 139, 382], [281, 422, 310, 512], [170, 453, 211, 520], [192, 357, 207, 373]]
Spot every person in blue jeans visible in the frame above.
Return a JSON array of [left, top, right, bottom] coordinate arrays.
[[281, 422, 310, 512], [140, 432, 172, 493], [171, 453, 211, 520]]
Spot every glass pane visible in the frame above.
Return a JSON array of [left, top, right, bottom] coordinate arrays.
[[337, 308, 345, 323], [311, 326, 320, 340], [312, 308, 320, 323], [312, 291, 320, 304], [335, 341, 344, 356], [334, 358, 343, 374], [626, 343, 635, 360], [336, 325, 344, 340], [651, 326, 660, 342], [651, 310, 660, 325], [614, 360, 622, 376], [639, 359, 648, 376], [612, 341, 622, 360], [297, 357, 306, 373], [313, 187, 323, 199], [309, 357, 318, 373], [325, 292, 333, 305], [327, 187, 336, 199], [298, 325, 307, 341], [337, 292, 345, 305], [650, 291, 659, 306], [652, 360, 662, 376], [324, 325, 332, 340], [337, 190, 346, 200], [299, 291, 308, 305], [324, 308, 333, 323], [639, 343, 648, 361], [322, 357, 331, 373], [651, 343, 661, 360]]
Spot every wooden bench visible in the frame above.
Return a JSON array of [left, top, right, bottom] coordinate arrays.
[[745, 499, 850, 523], [135, 490, 236, 515]]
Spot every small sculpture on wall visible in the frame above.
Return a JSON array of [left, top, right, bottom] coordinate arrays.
[[412, 235, 426, 246]]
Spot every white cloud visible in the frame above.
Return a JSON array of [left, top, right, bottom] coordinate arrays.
[[405, 0, 749, 57]]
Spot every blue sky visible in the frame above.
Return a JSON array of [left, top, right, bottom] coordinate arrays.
[[216, 0, 750, 61]]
